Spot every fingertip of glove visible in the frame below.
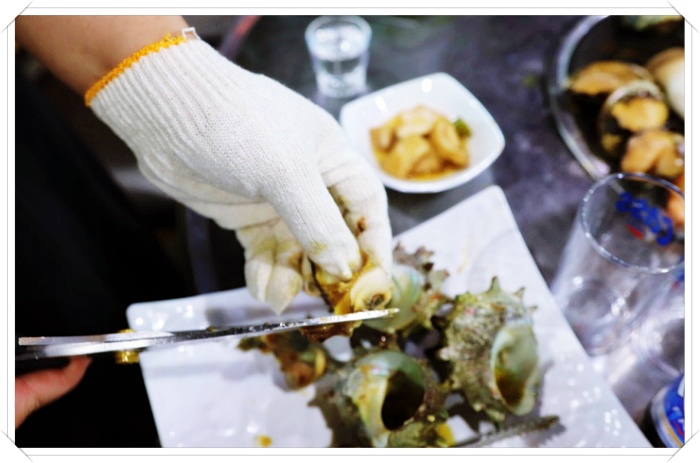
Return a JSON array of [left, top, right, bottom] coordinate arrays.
[[265, 265, 304, 315], [267, 301, 289, 316], [266, 291, 296, 316]]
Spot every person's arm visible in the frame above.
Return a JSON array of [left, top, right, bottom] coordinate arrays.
[[15, 357, 91, 428], [15, 15, 188, 95], [16, 14, 393, 316]]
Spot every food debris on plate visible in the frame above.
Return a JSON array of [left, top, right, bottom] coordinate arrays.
[[255, 435, 272, 447]]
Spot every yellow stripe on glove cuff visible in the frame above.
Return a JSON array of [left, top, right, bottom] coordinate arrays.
[[84, 29, 196, 107]]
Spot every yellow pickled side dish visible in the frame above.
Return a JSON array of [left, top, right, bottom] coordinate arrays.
[[370, 105, 471, 181]]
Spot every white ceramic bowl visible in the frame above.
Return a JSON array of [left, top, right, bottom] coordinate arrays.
[[340, 73, 505, 193]]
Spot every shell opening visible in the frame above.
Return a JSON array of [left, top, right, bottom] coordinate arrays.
[[366, 264, 425, 332], [491, 325, 539, 414], [345, 351, 431, 447], [381, 369, 425, 430]]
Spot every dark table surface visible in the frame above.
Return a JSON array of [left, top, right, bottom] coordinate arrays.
[[184, 15, 680, 433]]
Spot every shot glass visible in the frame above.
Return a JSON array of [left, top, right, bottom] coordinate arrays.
[[551, 173, 684, 356], [305, 16, 372, 98]]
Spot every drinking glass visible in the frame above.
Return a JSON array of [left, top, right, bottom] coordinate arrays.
[[551, 173, 684, 355], [632, 270, 685, 379]]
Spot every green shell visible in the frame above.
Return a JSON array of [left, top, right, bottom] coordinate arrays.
[[437, 277, 539, 423], [328, 348, 450, 448], [365, 244, 450, 336]]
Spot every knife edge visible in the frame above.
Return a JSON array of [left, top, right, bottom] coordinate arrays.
[[16, 308, 399, 360]]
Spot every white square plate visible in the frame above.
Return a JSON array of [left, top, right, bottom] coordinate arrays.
[[127, 186, 650, 448], [339, 73, 505, 193]]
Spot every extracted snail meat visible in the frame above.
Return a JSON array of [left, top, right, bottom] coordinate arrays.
[[567, 61, 652, 97], [620, 129, 684, 178], [608, 96, 669, 132]]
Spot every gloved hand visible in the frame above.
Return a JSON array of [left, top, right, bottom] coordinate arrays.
[[86, 28, 392, 314]]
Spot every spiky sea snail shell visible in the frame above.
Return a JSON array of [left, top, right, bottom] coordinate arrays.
[[364, 264, 424, 333], [331, 349, 451, 448], [436, 277, 539, 423], [365, 245, 450, 335]]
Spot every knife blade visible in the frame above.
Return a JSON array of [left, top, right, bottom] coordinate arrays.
[[16, 308, 399, 361], [453, 415, 561, 447]]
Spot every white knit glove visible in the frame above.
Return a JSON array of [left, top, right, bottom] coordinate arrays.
[[87, 29, 392, 314]]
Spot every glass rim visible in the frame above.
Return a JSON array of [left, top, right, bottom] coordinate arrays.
[[579, 172, 685, 274], [304, 15, 372, 47]]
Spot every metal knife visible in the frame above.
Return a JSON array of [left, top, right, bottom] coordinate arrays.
[[16, 308, 399, 362], [454, 415, 561, 448]]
